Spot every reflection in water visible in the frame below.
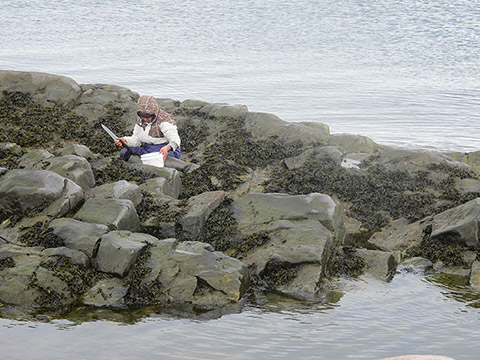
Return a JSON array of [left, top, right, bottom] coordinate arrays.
[[1, 272, 480, 359]]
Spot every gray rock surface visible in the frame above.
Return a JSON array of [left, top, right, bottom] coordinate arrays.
[[95, 231, 149, 276], [49, 218, 109, 257], [75, 198, 140, 231], [180, 191, 227, 240], [0, 169, 84, 219], [0, 70, 82, 104], [431, 198, 480, 247], [40, 155, 96, 190], [86, 180, 143, 207]]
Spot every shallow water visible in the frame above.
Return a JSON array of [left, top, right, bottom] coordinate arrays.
[[1, 0, 479, 152], [1, 272, 480, 360]]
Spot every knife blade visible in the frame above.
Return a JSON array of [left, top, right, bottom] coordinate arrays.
[[101, 124, 131, 151]]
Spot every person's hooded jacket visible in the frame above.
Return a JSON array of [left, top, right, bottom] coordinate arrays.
[[123, 95, 181, 150]]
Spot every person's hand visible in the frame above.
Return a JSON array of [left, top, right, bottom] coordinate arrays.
[[159, 145, 172, 162], [115, 137, 126, 147]]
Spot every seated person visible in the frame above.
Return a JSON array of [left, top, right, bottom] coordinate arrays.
[[115, 95, 181, 163]]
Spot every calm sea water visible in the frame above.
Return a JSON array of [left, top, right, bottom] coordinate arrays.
[[1, 272, 480, 360], [1, 1, 480, 358], [1, 0, 479, 152]]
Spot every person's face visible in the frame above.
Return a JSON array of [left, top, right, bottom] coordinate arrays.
[[138, 112, 156, 122]]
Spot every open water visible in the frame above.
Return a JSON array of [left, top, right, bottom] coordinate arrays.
[[1, 0, 479, 152], [1, 1, 480, 359]]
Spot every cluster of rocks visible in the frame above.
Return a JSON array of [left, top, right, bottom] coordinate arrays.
[[1, 70, 480, 315]]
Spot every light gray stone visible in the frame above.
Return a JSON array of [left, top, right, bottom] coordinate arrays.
[[41, 247, 90, 267], [180, 191, 227, 240], [95, 231, 148, 276], [55, 144, 96, 160], [0, 169, 84, 218], [49, 218, 109, 257], [431, 198, 480, 247], [41, 155, 95, 190], [355, 249, 397, 280], [86, 180, 143, 207], [18, 149, 54, 168], [0, 70, 82, 104], [75, 198, 140, 231], [82, 278, 129, 308], [199, 103, 248, 119]]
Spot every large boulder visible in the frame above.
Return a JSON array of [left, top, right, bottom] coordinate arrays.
[[180, 191, 227, 240], [355, 249, 397, 280], [72, 83, 138, 126], [328, 134, 381, 154], [431, 198, 480, 247], [0, 70, 81, 104], [17, 149, 54, 168], [86, 180, 143, 207], [49, 218, 110, 257], [245, 112, 329, 145], [54, 144, 97, 160], [368, 217, 428, 252], [199, 103, 248, 119], [74, 198, 140, 231], [0, 169, 84, 219], [95, 231, 150, 276], [231, 192, 347, 299], [142, 239, 249, 307], [40, 155, 96, 190]]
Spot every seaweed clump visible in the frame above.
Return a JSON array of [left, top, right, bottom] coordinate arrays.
[[197, 199, 239, 251], [407, 225, 472, 266], [265, 156, 462, 232], [0, 90, 129, 156], [180, 116, 303, 198], [19, 221, 64, 248], [0, 257, 15, 271], [122, 246, 165, 306], [136, 192, 186, 239], [93, 158, 157, 186], [326, 247, 365, 278]]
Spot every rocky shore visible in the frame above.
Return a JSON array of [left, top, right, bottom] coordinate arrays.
[[1, 70, 480, 316]]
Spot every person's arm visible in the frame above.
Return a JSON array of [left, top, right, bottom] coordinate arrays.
[[117, 125, 142, 147], [159, 122, 181, 160]]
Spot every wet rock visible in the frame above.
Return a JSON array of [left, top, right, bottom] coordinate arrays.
[[0, 169, 84, 219], [245, 112, 328, 145], [49, 218, 109, 257], [41, 247, 90, 267], [0, 244, 43, 306], [199, 103, 248, 119], [470, 260, 480, 289], [139, 177, 178, 199], [82, 278, 129, 308], [180, 99, 210, 111], [18, 149, 54, 168], [40, 155, 96, 190], [398, 257, 433, 274], [231, 192, 346, 298], [86, 180, 143, 207], [129, 164, 181, 198], [355, 249, 397, 280], [284, 146, 343, 170], [368, 217, 428, 252], [142, 239, 249, 306], [297, 121, 330, 135], [54, 144, 97, 160], [75, 198, 140, 231], [328, 133, 381, 154], [0, 70, 81, 104], [431, 198, 480, 247], [180, 191, 227, 241], [95, 231, 149, 276]]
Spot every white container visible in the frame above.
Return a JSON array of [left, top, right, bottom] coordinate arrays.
[[140, 152, 164, 168]]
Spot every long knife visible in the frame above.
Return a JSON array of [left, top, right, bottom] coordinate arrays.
[[101, 124, 131, 152]]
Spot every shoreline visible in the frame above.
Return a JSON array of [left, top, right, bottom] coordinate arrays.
[[1, 70, 480, 319]]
